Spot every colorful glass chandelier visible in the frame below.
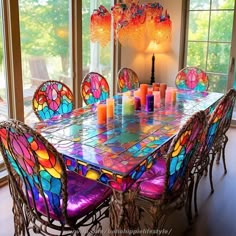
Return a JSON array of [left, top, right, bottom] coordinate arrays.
[[90, 1, 172, 51]]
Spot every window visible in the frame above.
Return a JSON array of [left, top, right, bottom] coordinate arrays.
[[184, 0, 235, 93], [0, 0, 115, 182]]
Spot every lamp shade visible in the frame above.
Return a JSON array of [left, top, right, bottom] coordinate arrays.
[[90, 2, 172, 50], [90, 5, 111, 47]]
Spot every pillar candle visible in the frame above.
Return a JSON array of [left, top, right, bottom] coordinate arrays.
[[133, 89, 141, 98], [122, 96, 135, 115], [148, 87, 153, 95], [140, 84, 148, 106], [165, 88, 172, 104], [106, 98, 114, 119], [135, 97, 141, 110], [171, 88, 177, 104], [152, 82, 160, 91], [153, 91, 160, 108], [146, 94, 154, 112], [160, 83, 167, 103], [97, 104, 107, 124]]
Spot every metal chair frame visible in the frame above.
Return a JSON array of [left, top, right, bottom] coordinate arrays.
[[0, 120, 111, 236]]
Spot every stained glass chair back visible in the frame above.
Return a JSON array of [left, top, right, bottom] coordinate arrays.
[[0, 119, 111, 235], [164, 110, 207, 196], [81, 72, 110, 105], [117, 67, 139, 93], [175, 67, 209, 92], [32, 80, 74, 121]]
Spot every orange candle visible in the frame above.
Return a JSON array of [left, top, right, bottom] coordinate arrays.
[[97, 104, 107, 124], [106, 98, 114, 119], [160, 83, 167, 102], [140, 84, 148, 106], [171, 88, 177, 104], [152, 82, 160, 91]]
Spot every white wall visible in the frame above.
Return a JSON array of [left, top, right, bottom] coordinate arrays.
[[120, 0, 183, 86]]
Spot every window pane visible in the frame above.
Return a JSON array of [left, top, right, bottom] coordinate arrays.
[[211, 0, 235, 10], [189, 0, 210, 10], [187, 42, 207, 69], [0, 1, 8, 165], [209, 11, 234, 42], [19, 0, 71, 124], [188, 11, 209, 41], [207, 42, 231, 73], [82, 0, 113, 96], [208, 74, 227, 93], [0, 4, 8, 122]]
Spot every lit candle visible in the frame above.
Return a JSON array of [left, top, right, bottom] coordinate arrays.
[[106, 98, 114, 119], [97, 103, 107, 124], [140, 84, 148, 106]]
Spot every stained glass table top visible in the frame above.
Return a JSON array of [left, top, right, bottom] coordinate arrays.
[[33, 90, 223, 191]]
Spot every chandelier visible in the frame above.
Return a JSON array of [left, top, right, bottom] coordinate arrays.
[[90, 1, 172, 51]]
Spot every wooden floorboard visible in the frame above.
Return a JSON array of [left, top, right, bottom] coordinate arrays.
[[1, 128, 236, 236]]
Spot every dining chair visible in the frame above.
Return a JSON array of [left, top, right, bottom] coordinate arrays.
[[117, 67, 139, 93], [81, 72, 110, 105], [0, 119, 112, 236], [32, 80, 74, 121], [175, 67, 209, 92], [130, 110, 207, 229], [193, 88, 236, 215], [214, 88, 236, 173]]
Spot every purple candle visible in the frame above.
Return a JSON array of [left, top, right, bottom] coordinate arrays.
[[135, 97, 141, 110], [146, 94, 154, 112]]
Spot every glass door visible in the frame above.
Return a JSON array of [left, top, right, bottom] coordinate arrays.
[[18, 0, 71, 124], [226, 5, 236, 125]]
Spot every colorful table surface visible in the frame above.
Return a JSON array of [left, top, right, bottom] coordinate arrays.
[[33, 90, 223, 192]]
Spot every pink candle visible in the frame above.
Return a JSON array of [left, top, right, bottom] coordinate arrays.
[[97, 104, 107, 124], [106, 98, 114, 119], [165, 88, 172, 104], [153, 91, 160, 108]]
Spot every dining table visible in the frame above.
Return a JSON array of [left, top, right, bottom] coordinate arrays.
[[32, 88, 223, 234]]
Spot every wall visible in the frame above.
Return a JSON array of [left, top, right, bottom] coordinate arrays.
[[120, 0, 183, 86]]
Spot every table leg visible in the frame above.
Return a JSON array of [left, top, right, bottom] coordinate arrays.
[[109, 190, 140, 235]]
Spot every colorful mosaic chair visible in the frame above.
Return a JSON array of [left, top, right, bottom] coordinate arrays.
[[0, 119, 112, 236], [32, 80, 74, 121], [81, 72, 110, 105], [175, 67, 209, 92], [130, 110, 207, 229], [193, 88, 236, 215], [117, 67, 139, 93]]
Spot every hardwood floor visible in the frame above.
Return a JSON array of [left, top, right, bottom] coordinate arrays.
[[1, 128, 236, 236]]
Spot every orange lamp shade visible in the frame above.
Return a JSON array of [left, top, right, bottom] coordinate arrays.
[[90, 5, 111, 47]]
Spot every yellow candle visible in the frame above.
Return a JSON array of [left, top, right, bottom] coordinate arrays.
[[97, 104, 107, 124], [106, 98, 114, 119]]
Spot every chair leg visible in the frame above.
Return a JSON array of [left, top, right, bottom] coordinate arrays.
[[209, 152, 216, 194], [194, 174, 202, 216], [222, 135, 228, 174], [186, 178, 194, 224]]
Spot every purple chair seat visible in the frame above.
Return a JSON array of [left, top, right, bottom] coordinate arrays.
[[131, 158, 166, 200], [31, 171, 112, 220]]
